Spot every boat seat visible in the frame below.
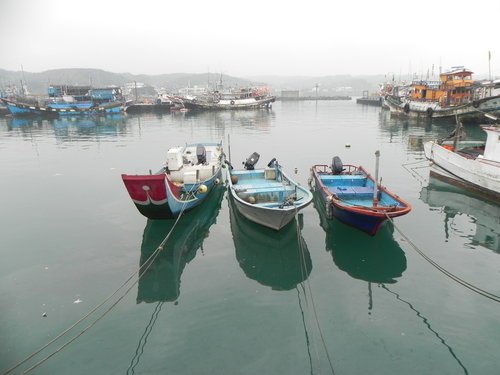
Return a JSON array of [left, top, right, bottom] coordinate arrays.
[[332, 186, 374, 198], [235, 185, 295, 195], [321, 175, 366, 180]]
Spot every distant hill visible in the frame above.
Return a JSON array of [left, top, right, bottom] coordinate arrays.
[[0, 68, 257, 95], [0, 68, 385, 96]]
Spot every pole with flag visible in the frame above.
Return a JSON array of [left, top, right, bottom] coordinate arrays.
[[488, 51, 492, 96]]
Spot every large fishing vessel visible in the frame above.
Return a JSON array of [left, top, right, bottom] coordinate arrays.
[[383, 67, 500, 123], [181, 86, 275, 110], [1, 85, 123, 117]]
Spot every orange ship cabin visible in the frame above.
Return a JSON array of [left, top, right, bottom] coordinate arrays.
[[409, 80, 443, 101], [439, 66, 474, 105]]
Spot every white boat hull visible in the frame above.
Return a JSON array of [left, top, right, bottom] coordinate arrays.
[[424, 141, 500, 198], [384, 95, 500, 122], [230, 196, 299, 230]]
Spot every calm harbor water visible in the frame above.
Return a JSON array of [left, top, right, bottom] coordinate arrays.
[[1, 101, 499, 375]]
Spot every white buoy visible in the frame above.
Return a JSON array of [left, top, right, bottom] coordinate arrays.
[[345, 143, 351, 148]]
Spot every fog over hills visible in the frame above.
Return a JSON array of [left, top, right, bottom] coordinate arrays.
[[0, 68, 385, 96]]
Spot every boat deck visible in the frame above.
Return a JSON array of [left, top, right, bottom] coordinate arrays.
[[231, 168, 308, 208], [319, 173, 401, 207]]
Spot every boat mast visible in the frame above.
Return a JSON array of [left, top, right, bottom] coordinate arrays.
[[20, 64, 26, 95]]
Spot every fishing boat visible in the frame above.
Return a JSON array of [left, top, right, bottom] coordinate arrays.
[[122, 142, 224, 219], [309, 153, 412, 236], [423, 125, 500, 200], [227, 152, 313, 230], [1, 85, 123, 117], [181, 86, 275, 111], [383, 67, 500, 123]]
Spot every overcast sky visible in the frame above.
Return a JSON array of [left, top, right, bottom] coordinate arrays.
[[1, 0, 499, 78]]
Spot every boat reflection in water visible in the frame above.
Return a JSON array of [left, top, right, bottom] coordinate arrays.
[[137, 185, 225, 303], [420, 176, 500, 253], [229, 197, 312, 290], [312, 190, 407, 284]]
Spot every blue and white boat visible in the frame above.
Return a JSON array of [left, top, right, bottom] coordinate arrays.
[[227, 153, 313, 230], [309, 155, 411, 236], [1, 85, 123, 117]]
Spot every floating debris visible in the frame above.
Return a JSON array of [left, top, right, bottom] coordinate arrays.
[[42, 312, 47, 317], [73, 298, 82, 304]]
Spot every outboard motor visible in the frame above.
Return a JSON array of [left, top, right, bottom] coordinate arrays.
[[243, 152, 260, 170], [196, 144, 207, 164], [331, 156, 344, 175]]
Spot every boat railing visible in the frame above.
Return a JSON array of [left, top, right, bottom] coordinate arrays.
[[314, 164, 358, 174]]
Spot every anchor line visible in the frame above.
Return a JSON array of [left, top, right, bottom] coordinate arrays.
[[4, 183, 200, 375], [126, 301, 164, 375], [380, 284, 469, 375], [296, 287, 315, 375], [294, 210, 336, 375], [385, 214, 500, 303]]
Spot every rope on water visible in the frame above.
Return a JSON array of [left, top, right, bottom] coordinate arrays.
[[385, 213, 500, 303], [401, 159, 429, 185], [295, 210, 336, 375], [126, 301, 164, 375], [3, 184, 199, 375], [380, 284, 469, 375]]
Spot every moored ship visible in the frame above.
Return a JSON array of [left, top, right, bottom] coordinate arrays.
[[1, 85, 124, 117], [181, 86, 275, 110], [384, 67, 500, 123]]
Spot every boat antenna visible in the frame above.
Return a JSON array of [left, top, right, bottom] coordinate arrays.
[[488, 50, 492, 96], [372, 150, 380, 207], [488, 50, 492, 81], [20, 64, 27, 95]]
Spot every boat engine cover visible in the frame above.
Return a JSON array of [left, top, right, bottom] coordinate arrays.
[[244, 152, 260, 170], [331, 156, 344, 175], [196, 144, 207, 164]]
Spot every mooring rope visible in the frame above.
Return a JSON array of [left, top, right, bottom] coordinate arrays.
[[385, 214, 500, 303], [401, 159, 429, 185], [295, 210, 336, 375], [380, 284, 469, 374], [126, 301, 164, 375], [3, 183, 200, 375], [296, 287, 315, 375]]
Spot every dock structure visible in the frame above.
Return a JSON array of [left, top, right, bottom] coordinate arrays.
[[356, 90, 382, 106], [276, 89, 351, 101]]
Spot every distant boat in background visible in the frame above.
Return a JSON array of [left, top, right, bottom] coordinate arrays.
[[383, 67, 500, 123], [124, 93, 174, 114], [181, 86, 275, 110], [1, 85, 124, 117]]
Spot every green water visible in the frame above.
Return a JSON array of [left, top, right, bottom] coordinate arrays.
[[0, 102, 499, 374]]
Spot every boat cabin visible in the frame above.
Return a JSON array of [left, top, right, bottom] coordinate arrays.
[[408, 66, 474, 106]]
